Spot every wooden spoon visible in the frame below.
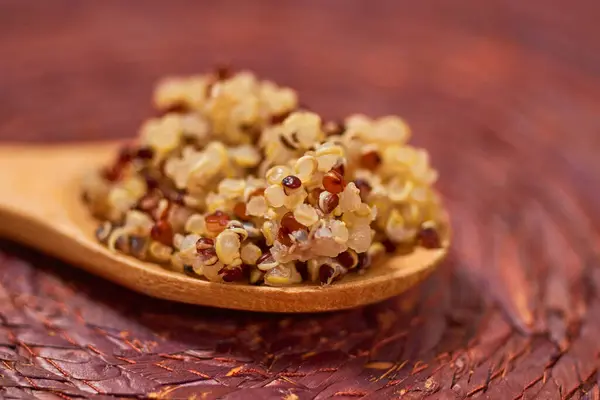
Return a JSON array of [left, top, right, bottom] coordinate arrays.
[[0, 142, 448, 312]]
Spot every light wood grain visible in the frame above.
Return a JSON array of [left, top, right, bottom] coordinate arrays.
[[0, 142, 448, 312]]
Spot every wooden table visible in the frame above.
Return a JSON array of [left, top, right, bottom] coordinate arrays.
[[1, 1, 599, 398]]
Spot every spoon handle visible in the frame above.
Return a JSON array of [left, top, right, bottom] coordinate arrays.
[[0, 142, 116, 236], [0, 145, 57, 216]]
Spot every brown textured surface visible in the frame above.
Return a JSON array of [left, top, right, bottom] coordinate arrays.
[[1, 0, 600, 398]]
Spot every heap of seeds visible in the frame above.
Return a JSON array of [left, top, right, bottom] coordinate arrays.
[[83, 68, 447, 286]]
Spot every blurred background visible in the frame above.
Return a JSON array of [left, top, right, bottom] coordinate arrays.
[[1, 1, 600, 398], [2, 1, 599, 201]]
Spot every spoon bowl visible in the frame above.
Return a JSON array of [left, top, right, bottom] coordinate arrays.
[[0, 142, 448, 312]]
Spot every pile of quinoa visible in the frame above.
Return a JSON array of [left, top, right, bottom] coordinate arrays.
[[82, 68, 447, 286]]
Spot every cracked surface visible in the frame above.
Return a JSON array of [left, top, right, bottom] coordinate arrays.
[[1, 0, 600, 398]]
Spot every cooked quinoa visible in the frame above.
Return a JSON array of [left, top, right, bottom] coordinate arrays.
[[82, 68, 447, 286]]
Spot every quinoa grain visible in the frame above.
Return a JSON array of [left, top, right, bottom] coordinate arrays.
[[83, 68, 446, 286]]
